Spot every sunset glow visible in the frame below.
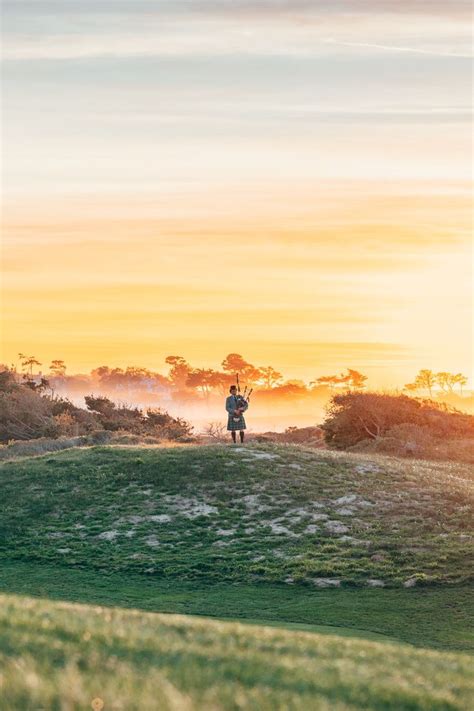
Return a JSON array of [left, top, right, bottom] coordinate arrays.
[[1, 1, 472, 387]]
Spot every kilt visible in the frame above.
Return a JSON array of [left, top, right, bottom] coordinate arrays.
[[227, 413, 246, 431]]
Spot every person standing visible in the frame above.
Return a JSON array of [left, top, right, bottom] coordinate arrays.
[[226, 384, 248, 443]]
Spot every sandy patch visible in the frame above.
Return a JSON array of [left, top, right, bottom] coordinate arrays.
[[145, 535, 160, 548], [268, 521, 299, 537], [216, 528, 235, 536], [312, 578, 341, 588], [325, 520, 350, 534], [334, 495, 357, 505], [98, 530, 119, 541], [355, 464, 380, 475], [148, 514, 172, 523], [241, 494, 271, 514], [272, 549, 290, 558], [163, 495, 218, 518], [242, 451, 280, 461], [336, 507, 355, 516]]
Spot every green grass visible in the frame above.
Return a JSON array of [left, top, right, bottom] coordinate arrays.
[[1, 444, 472, 588], [1, 592, 473, 711], [1, 560, 472, 651], [1, 443, 473, 708]]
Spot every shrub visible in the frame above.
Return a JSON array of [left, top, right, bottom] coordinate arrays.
[[146, 409, 194, 441], [0, 386, 59, 441], [321, 391, 474, 458]]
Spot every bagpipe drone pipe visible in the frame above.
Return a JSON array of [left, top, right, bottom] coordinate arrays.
[[233, 373, 253, 421]]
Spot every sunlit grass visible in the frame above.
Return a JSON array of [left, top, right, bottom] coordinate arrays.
[[1, 593, 472, 711]]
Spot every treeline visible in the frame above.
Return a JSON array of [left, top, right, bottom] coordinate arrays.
[[9, 352, 471, 408]]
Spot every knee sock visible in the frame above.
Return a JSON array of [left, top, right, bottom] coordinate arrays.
[[231, 431, 236, 443], [240, 431, 245, 443]]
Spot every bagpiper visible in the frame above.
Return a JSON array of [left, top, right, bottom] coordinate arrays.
[[225, 374, 252, 444]]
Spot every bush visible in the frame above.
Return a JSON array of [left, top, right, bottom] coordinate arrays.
[[0, 373, 194, 445], [321, 391, 474, 460], [145, 409, 194, 441], [0, 386, 59, 441]]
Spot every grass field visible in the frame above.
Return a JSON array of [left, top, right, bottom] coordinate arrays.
[[1, 443, 473, 709], [1, 560, 472, 651], [1, 593, 473, 711], [1, 444, 472, 587]]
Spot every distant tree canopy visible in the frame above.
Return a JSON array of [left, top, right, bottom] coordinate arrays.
[[165, 356, 193, 388], [49, 359, 66, 377], [90, 366, 168, 389], [311, 369, 368, 391], [258, 366, 283, 389], [8, 352, 471, 412], [18, 353, 42, 376], [404, 369, 468, 397], [221, 353, 261, 384]]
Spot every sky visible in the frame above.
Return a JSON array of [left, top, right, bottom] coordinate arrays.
[[1, 0, 472, 386]]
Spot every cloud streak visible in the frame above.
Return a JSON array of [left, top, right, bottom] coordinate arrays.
[[323, 38, 472, 58]]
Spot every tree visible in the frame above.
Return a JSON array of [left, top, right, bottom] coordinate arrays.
[[165, 356, 193, 388], [453, 373, 468, 395], [186, 368, 217, 397], [310, 375, 341, 389], [49, 359, 67, 377], [346, 369, 368, 390], [311, 369, 367, 391], [221, 353, 261, 384], [91, 366, 111, 380], [435, 371, 468, 395], [208, 370, 234, 395], [258, 366, 283, 389], [405, 369, 437, 399], [19, 354, 41, 377]]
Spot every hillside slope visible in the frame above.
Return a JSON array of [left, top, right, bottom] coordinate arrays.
[[1, 444, 472, 588], [1, 592, 472, 711]]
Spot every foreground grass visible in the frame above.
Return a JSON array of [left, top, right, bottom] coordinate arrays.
[[1, 592, 473, 711], [1, 444, 472, 588], [1, 561, 472, 652]]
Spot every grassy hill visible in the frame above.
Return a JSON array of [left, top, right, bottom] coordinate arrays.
[[1, 592, 473, 711], [1, 443, 472, 588], [1, 443, 473, 709]]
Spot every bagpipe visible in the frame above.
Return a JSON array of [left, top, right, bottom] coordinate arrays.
[[232, 373, 253, 422]]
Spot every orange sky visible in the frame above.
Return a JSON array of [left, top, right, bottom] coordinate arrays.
[[2, 181, 472, 387], [1, 2, 472, 388]]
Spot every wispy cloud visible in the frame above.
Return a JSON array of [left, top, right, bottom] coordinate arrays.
[[2, 0, 470, 61], [323, 38, 472, 58]]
